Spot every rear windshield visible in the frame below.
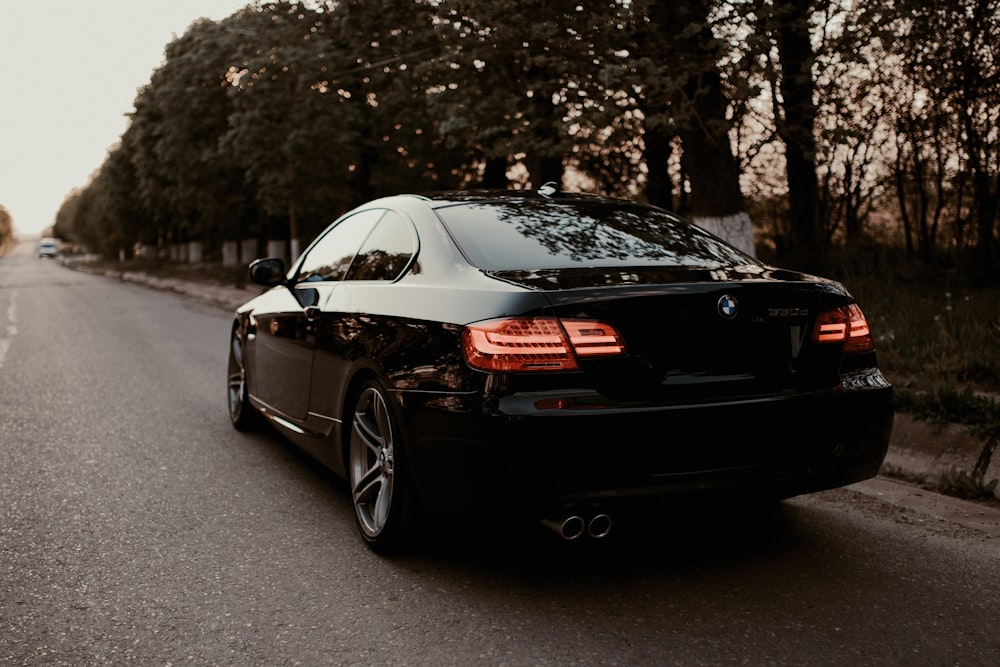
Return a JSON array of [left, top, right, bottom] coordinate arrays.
[[433, 199, 750, 271]]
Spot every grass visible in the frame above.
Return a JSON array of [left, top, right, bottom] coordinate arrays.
[[893, 386, 1000, 440], [937, 467, 999, 502], [823, 245, 1000, 395]]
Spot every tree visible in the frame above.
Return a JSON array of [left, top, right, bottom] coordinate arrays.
[[810, 1, 891, 245], [431, 1, 756, 254], [0, 204, 12, 247], [638, 0, 755, 255], [747, 0, 825, 269], [430, 0, 593, 188], [56, 173, 127, 259], [140, 17, 253, 255], [52, 191, 80, 245], [222, 2, 361, 253], [855, 0, 1000, 276], [217, 0, 458, 256], [321, 0, 459, 197]]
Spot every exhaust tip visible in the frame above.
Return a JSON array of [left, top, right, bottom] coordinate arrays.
[[588, 513, 613, 539], [542, 515, 586, 540], [561, 515, 586, 540]]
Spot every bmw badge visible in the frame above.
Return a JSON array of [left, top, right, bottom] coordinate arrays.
[[718, 294, 738, 319]]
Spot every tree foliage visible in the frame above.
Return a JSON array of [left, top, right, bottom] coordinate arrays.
[[54, 0, 998, 281], [859, 0, 1000, 276], [0, 204, 13, 247]]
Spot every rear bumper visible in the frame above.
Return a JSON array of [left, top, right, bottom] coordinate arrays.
[[400, 370, 893, 517]]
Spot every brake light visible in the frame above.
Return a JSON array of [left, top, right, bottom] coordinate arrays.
[[561, 320, 627, 357], [463, 317, 626, 372], [813, 304, 873, 353]]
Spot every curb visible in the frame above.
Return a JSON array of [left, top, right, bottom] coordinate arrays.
[[885, 413, 1000, 503], [850, 476, 1000, 538]]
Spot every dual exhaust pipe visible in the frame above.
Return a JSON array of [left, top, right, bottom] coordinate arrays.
[[542, 512, 613, 541]]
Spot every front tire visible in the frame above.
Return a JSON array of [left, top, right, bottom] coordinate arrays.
[[349, 380, 417, 553], [227, 328, 261, 431]]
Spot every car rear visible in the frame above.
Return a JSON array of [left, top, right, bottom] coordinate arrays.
[[406, 193, 892, 518]]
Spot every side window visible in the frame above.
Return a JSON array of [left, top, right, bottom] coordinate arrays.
[[345, 210, 416, 281], [296, 209, 385, 283]]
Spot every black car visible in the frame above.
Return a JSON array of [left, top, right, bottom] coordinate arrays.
[[227, 188, 893, 552]]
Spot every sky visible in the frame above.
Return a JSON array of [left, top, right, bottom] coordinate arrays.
[[0, 0, 255, 237]]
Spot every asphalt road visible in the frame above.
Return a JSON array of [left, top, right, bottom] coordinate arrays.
[[2, 242, 999, 666]]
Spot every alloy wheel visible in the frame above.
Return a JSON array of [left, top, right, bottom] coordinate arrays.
[[350, 385, 397, 538]]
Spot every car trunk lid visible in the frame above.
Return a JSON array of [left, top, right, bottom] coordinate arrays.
[[495, 268, 855, 403]]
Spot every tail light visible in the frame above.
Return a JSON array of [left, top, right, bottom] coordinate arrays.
[[813, 304, 873, 353], [463, 317, 626, 372]]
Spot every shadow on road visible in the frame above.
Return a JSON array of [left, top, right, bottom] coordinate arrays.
[[238, 424, 860, 585], [409, 500, 807, 573]]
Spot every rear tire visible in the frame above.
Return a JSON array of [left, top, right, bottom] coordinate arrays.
[[227, 328, 261, 431], [349, 379, 418, 553]]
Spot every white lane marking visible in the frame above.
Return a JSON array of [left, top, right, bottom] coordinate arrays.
[[7, 289, 17, 335], [0, 289, 17, 369]]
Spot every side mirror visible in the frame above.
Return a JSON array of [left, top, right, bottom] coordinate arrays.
[[248, 257, 287, 287]]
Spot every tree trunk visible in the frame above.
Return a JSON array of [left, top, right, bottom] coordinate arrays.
[[773, 0, 824, 270], [648, 0, 754, 256], [676, 71, 754, 256], [972, 436, 998, 483], [894, 140, 915, 257], [973, 171, 998, 277], [288, 199, 301, 263], [524, 154, 564, 191], [481, 156, 508, 188], [643, 123, 674, 210]]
